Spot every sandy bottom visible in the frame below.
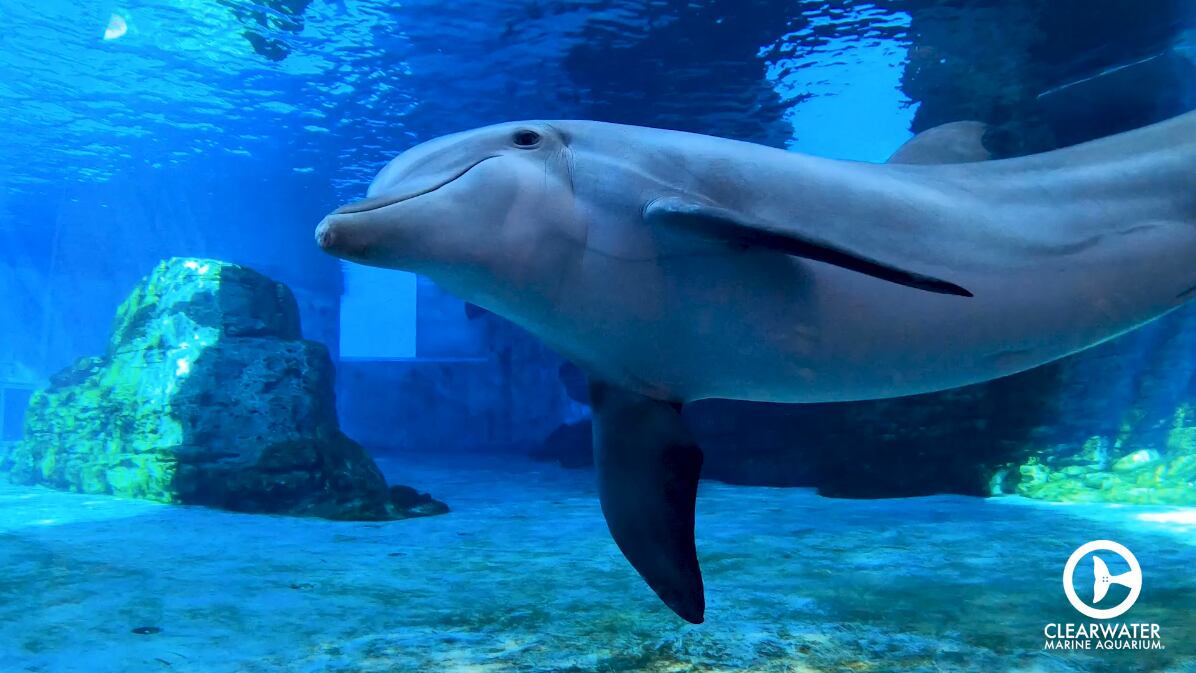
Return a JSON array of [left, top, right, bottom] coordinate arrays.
[[1, 455, 1194, 673]]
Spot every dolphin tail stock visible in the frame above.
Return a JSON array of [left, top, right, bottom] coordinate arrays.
[[1014, 110, 1196, 211], [588, 379, 705, 624]]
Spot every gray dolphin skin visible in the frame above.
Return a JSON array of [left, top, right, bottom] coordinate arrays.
[[316, 112, 1196, 623]]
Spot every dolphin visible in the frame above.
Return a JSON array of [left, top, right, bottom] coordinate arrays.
[[315, 113, 1196, 623]]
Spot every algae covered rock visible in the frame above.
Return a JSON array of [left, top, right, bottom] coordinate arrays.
[[998, 415, 1196, 506], [981, 306, 1196, 506], [7, 257, 446, 520]]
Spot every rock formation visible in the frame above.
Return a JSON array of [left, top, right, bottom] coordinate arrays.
[[6, 257, 446, 520]]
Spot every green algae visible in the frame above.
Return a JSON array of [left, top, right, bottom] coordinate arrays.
[[1008, 440, 1196, 505], [997, 398, 1196, 505]]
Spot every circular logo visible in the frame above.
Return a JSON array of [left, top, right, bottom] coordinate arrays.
[[1062, 540, 1142, 620]]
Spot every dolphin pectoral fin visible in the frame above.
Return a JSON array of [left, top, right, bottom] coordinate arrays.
[[645, 197, 973, 297], [887, 121, 993, 165], [588, 379, 705, 624]]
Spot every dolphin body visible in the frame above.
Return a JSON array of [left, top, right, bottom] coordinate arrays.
[[316, 113, 1196, 623]]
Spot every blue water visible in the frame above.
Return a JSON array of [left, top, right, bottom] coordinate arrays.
[[2, 1, 1196, 671], [4, 0, 1191, 367]]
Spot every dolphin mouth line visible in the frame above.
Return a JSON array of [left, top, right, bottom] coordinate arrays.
[[333, 155, 497, 215]]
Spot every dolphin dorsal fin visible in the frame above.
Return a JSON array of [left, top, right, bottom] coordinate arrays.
[[887, 121, 992, 165]]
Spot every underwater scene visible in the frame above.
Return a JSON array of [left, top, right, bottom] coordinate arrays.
[[2, 0, 1196, 671]]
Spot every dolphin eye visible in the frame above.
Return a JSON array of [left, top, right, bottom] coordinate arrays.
[[512, 130, 541, 148]]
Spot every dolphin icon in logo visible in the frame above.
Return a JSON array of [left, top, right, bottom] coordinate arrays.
[[1092, 555, 1142, 603]]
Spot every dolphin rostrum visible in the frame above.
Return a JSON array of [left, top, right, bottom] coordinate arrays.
[[316, 113, 1196, 623]]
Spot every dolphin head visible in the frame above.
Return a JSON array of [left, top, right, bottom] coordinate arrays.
[[315, 121, 580, 309]]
